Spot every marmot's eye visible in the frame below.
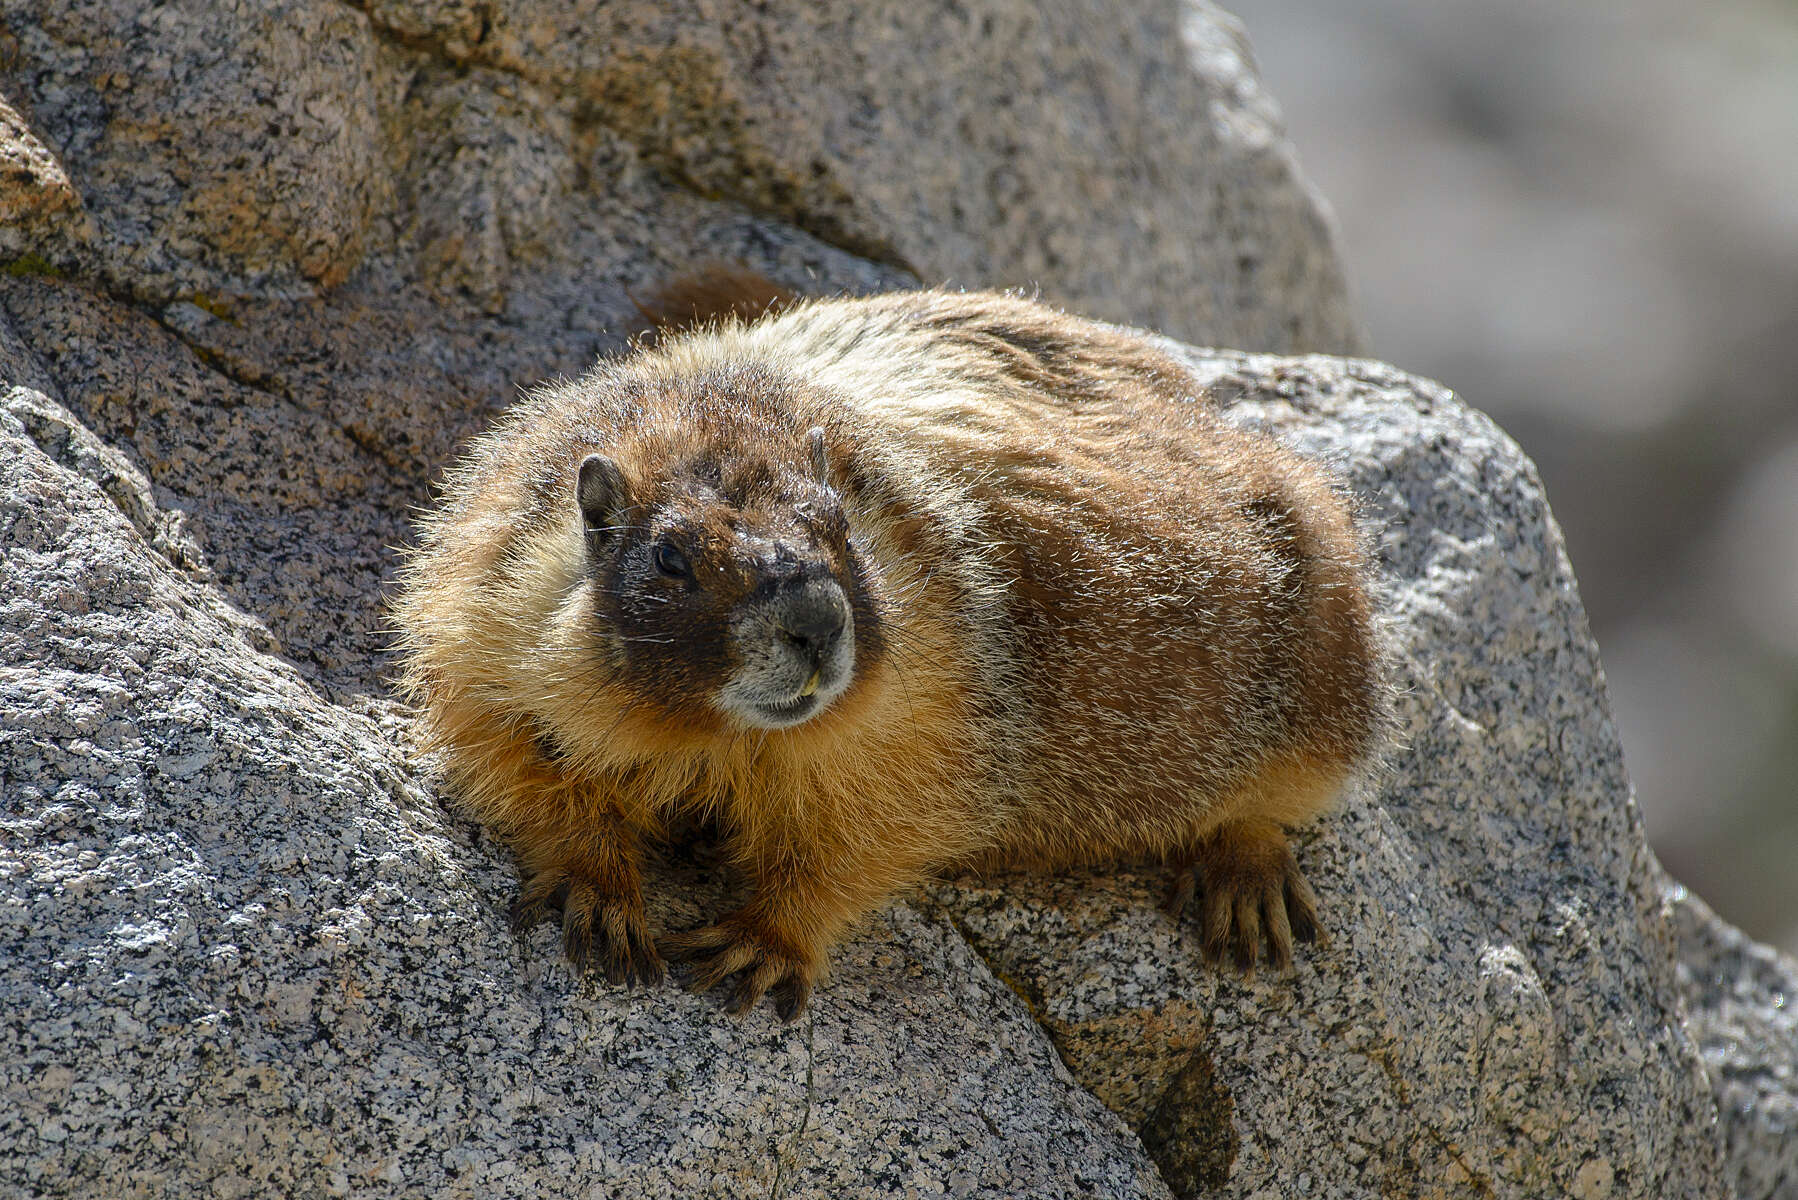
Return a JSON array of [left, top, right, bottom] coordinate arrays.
[[653, 542, 691, 579]]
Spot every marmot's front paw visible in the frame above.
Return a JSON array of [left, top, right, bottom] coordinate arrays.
[[659, 913, 819, 1021], [1164, 819, 1323, 976], [510, 869, 665, 987]]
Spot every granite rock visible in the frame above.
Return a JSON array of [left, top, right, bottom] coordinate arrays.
[[0, 90, 92, 262], [1, 326, 1743, 1198], [1672, 887, 1798, 1200], [933, 348, 1729, 1199], [0, 0, 1778, 1195], [1, 0, 1355, 354], [0, 382, 1171, 1199]]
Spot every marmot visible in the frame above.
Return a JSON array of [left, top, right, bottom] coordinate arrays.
[[392, 271, 1387, 1020]]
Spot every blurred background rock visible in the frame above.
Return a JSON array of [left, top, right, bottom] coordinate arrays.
[[1221, 0, 1798, 952]]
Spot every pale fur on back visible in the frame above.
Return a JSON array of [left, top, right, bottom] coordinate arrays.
[[683, 291, 1383, 864]]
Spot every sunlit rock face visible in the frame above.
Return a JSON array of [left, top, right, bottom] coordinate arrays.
[[0, 1, 1775, 1196]]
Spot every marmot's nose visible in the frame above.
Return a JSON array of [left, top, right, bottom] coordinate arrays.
[[777, 589, 847, 665]]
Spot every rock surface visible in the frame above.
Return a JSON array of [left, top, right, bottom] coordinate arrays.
[[3, 0, 1356, 351], [1673, 887, 1798, 1200], [0, 381, 1172, 1199], [0, 0, 1784, 1197], [1, 330, 1737, 1198]]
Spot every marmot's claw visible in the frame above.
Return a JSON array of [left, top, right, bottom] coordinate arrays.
[[607, 903, 668, 987], [508, 874, 570, 934], [511, 871, 664, 987], [1283, 870, 1323, 949], [1160, 870, 1197, 921], [562, 881, 665, 987], [1169, 822, 1326, 977], [770, 975, 811, 1023], [659, 916, 818, 1022]]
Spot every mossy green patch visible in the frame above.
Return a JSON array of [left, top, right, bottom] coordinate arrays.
[[2, 253, 65, 279]]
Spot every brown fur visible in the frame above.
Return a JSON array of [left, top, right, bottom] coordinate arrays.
[[625, 262, 799, 341], [392, 272, 1388, 1019]]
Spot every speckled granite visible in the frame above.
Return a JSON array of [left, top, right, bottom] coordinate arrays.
[[0, 0, 1780, 1194], [933, 349, 1732, 1199], [1672, 886, 1798, 1200], [2, 0, 1353, 354], [0, 384, 1170, 1199]]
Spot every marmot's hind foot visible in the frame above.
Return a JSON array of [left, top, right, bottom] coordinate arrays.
[[1164, 819, 1324, 976], [510, 868, 665, 987]]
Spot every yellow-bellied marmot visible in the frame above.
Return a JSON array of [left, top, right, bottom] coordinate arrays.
[[392, 272, 1387, 1020]]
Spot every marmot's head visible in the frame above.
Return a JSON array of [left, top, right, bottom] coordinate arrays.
[[575, 415, 880, 733]]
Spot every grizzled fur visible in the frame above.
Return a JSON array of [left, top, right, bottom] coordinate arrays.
[[392, 273, 1388, 1020]]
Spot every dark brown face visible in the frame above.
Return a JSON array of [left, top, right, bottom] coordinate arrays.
[[576, 433, 879, 731]]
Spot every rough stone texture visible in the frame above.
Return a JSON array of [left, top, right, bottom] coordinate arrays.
[[1672, 886, 1798, 1200], [1, 382, 1172, 1199], [354, 0, 1357, 350], [0, 90, 91, 260], [4, 0, 388, 296], [2, 321, 1740, 1197], [0, 0, 1781, 1196], [933, 348, 1729, 1200], [1, 0, 1355, 353]]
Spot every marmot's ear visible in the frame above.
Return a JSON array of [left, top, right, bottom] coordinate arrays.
[[805, 426, 829, 485], [577, 454, 626, 535]]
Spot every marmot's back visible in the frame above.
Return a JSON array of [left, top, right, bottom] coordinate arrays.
[[676, 289, 1385, 861], [393, 281, 1387, 1019]]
